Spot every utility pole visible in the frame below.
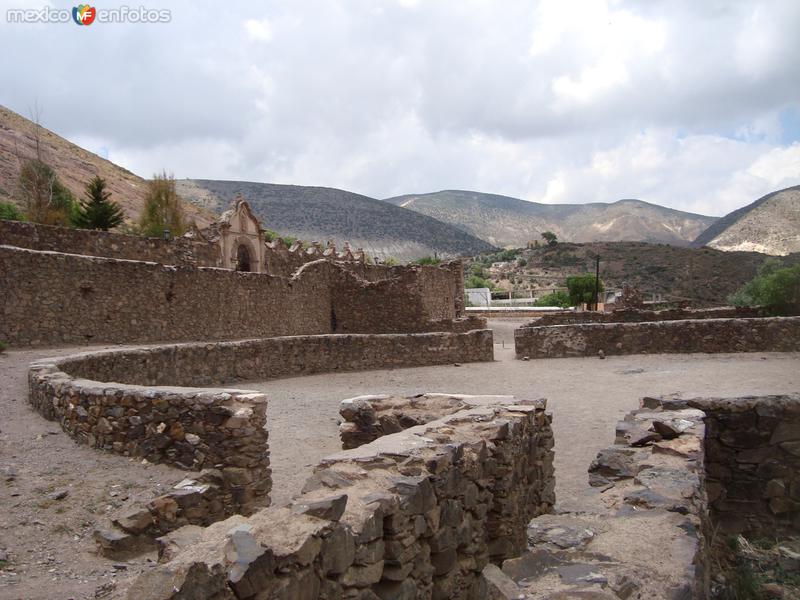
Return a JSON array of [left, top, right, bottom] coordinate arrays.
[[594, 255, 600, 311]]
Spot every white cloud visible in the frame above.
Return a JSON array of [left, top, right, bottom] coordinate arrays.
[[244, 18, 273, 42], [1, 0, 799, 218]]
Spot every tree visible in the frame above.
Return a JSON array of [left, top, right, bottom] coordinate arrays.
[[138, 172, 185, 237], [16, 159, 78, 226], [73, 176, 125, 230], [566, 273, 604, 306], [534, 290, 571, 308], [541, 231, 558, 246], [729, 262, 800, 315], [0, 201, 25, 221]]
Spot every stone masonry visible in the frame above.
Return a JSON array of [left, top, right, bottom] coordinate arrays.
[[514, 316, 800, 359], [126, 395, 555, 599]]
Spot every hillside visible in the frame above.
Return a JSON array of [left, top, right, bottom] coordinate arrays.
[[177, 180, 496, 261], [693, 185, 800, 256], [470, 241, 800, 307], [0, 105, 213, 227], [385, 190, 716, 248]]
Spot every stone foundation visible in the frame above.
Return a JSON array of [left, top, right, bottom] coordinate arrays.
[[514, 316, 800, 359], [28, 360, 271, 517], [126, 395, 555, 599]]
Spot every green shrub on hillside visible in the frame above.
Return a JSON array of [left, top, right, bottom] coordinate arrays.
[[465, 275, 494, 290], [729, 261, 800, 315], [0, 201, 25, 221]]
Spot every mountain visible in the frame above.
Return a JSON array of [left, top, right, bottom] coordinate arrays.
[[384, 190, 716, 249], [693, 185, 800, 256], [176, 180, 496, 261], [0, 104, 213, 227]]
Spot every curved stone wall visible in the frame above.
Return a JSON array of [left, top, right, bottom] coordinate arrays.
[[514, 316, 800, 359]]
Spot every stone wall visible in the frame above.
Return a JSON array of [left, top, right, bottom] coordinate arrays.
[[126, 396, 555, 600], [0, 219, 221, 266], [43, 330, 493, 389], [28, 359, 271, 518], [514, 316, 800, 359], [528, 306, 765, 327], [653, 394, 800, 536], [1, 246, 483, 346]]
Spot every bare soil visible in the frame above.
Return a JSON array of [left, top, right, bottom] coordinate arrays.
[[1, 320, 798, 599]]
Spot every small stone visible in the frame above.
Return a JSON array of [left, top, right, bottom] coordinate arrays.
[[598, 349, 605, 359], [522, 356, 530, 361], [184, 433, 200, 445], [292, 493, 348, 522], [482, 564, 526, 600], [48, 489, 69, 501]]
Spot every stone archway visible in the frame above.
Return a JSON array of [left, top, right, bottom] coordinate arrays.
[[235, 243, 252, 272]]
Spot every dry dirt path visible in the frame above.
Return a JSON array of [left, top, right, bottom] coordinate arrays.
[[0, 321, 798, 599]]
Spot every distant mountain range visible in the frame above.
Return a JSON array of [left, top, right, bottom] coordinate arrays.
[[175, 179, 496, 261], [0, 105, 214, 227], [692, 185, 800, 256], [3, 103, 796, 260], [384, 190, 716, 248]]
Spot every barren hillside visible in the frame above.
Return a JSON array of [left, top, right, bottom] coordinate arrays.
[[177, 179, 496, 261], [385, 190, 717, 248], [693, 185, 800, 255], [0, 105, 214, 227]]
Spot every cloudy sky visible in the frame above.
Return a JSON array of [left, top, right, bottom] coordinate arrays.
[[2, 0, 799, 216]]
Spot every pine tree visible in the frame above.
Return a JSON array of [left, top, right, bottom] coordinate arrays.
[[73, 176, 125, 230]]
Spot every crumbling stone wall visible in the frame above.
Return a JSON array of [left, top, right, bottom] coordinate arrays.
[[653, 394, 800, 536], [126, 396, 555, 600], [1, 246, 484, 346], [514, 316, 800, 359], [28, 359, 271, 517], [570, 393, 800, 599], [0, 219, 222, 266]]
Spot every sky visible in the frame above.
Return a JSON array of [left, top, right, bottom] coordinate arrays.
[[1, 0, 799, 217]]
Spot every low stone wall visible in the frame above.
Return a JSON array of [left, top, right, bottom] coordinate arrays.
[[514, 316, 800, 359], [528, 306, 765, 327], [0, 219, 221, 266], [28, 359, 271, 517], [127, 395, 555, 600], [47, 330, 493, 388]]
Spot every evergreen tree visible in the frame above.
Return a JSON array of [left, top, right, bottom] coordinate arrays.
[[138, 172, 185, 237], [73, 176, 125, 230]]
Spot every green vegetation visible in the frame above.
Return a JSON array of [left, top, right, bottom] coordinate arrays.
[[0, 201, 25, 221], [138, 172, 186, 237], [534, 290, 571, 308], [382, 256, 398, 266], [729, 259, 800, 315], [412, 256, 442, 265], [541, 231, 558, 246], [465, 275, 494, 290], [263, 229, 301, 247], [73, 177, 124, 230], [566, 273, 604, 306], [517, 258, 527, 267], [17, 159, 78, 226], [0, 340, 7, 353]]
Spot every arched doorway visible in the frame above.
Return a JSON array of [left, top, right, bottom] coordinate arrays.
[[235, 243, 252, 272]]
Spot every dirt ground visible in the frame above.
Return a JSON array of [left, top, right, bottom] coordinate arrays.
[[1, 320, 798, 599]]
